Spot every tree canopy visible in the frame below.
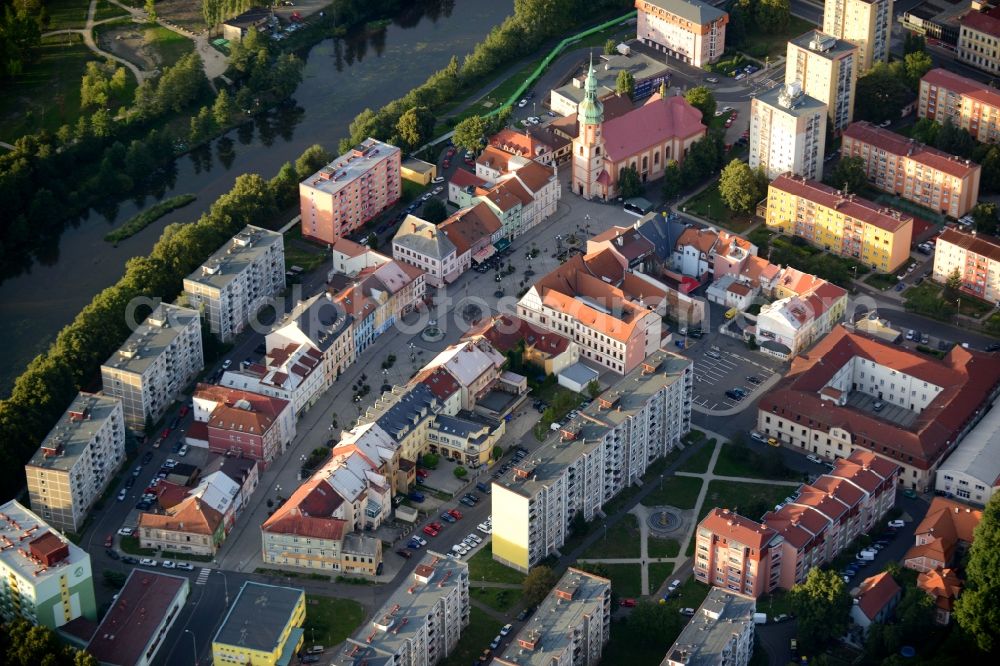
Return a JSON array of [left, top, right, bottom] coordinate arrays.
[[755, 0, 790, 34], [684, 86, 716, 125], [616, 69, 635, 99], [854, 63, 913, 124], [718, 159, 767, 213], [395, 106, 436, 151], [452, 115, 488, 154], [827, 155, 868, 194], [955, 493, 1000, 652], [617, 165, 642, 199], [522, 565, 558, 608], [422, 197, 447, 224], [790, 568, 851, 652]]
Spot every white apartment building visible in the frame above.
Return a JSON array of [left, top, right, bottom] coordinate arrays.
[[494, 568, 612, 666], [823, 0, 893, 72], [750, 82, 828, 181], [392, 215, 462, 287], [220, 341, 326, 417], [662, 589, 756, 666], [635, 0, 729, 67], [101, 304, 203, 430], [492, 350, 692, 571], [267, 293, 356, 393], [343, 553, 469, 666], [25, 392, 125, 533], [0, 501, 97, 629], [786, 31, 858, 135], [932, 227, 1000, 305], [935, 405, 1000, 507], [754, 280, 849, 360], [183, 226, 285, 343]]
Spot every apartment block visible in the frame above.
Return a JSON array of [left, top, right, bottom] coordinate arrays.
[[343, 553, 469, 666], [0, 500, 97, 629], [765, 173, 913, 273], [494, 568, 612, 666], [212, 582, 305, 666], [919, 68, 1000, 144], [786, 31, 858, 134], [492, 351, 692, 572], [757, 325, 1000, 491], [935, 402, 1000, 506], [268, 292, 356, 393], [101, 304, 203, 430], [191, 383, 296, 466], [662, 589, 756, 666], [299, 138, 401, 244], [957, 4, 1000, 76], [841, 121, 981, 218], [635, 0, 728, 67], [822, 0, 893, 71], [750, 83, 828, 181], [695, 449, 899, 597], [183, 225, 285, 343], [25, 392, 125, 533], [932, 227, 1000, 304]]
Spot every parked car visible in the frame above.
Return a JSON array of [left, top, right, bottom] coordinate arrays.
[[117, 527, 134, 536], [679, 608, 696, 616], [490, 636, 502, 650], [619, 598, 636, 607], [449, 509, 463, 520], [432, 176, 445, 184], [104, 535, 114, 548], [106, 548, 120, 560], [178, 445, 189, 457], [117, 489, 127, 502], [806, 454, 823, 464], [518, 99, 528, 108], [440, 512, 456, 523], [409, 491, 425, 503], [500, 623, 513, 636], [122, 556, 139, 565], [873, 401, 885, 412], [139, 558, 158, 567], [396, 549, 412, 559], [888, 519, 905, 528], [176, 562, 194, 571], [422, 525, 439, 537], [705, 77, 719, 83], [161, 561, 176, 569]]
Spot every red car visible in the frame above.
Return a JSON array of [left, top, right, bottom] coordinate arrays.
[[464, 158, 474, 166], [619, 598, 636, 607], [448, 509, 463, 520], [429, 521, 443, 531], [423, 525, 439, 537], [447, 147, 456, 157], [161, 428, 171, 439], [104, 535, 113, 548], [416, 469, 429, 479], [178, 405, 189, 417]]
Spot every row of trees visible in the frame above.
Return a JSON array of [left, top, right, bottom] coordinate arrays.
[[0, 0, 43, 78], [0, 618, 97, 666], [726, 0, 791, 56], [0, 143, 332, 500], [338, 0, 633, 153]]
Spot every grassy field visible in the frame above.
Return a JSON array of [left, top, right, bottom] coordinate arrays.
[[582, 515, 641, 559], [641, 476, 703, 510], [468, 543, 526, 585], [743, 16, 818, 58], [95, 0, 129, 21], [713, 442, 800, 481], [699, 480, 793, 523], [677, 439, 715, 474], [144, 25, 196, 68], [603, 564, 642, 597], [119, 535, 156, 556], [648, 537, 679, 559], [864, 272, 902, 291], [46, 0, 90, 30], [302, 595, 365, 648], [648, 561, 675, 593], [440, 607, 504, 666], [471, 585, 517, 613], [682, 182, 757, 233]]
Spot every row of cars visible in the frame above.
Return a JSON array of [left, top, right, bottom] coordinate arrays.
[[491, 445, 530, 479], [837, 520, 905, 583]]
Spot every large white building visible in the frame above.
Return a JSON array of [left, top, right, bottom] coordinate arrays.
[[342, 553, 469, 666], [492, 350, 692, 571], [662, 589, 756, 666], [101, 304, 203, 430], [220, 340, 327, 417], [392, 215, 462, 288], [183, 226, 285, 343], [822, 0, 893, 72], [932, 227, 1000, 306], [0, 500, 97, 629], [750, 82, 828, 181], [25, 392, 126, 533], [935, 405, 1000, 507], [635, 0, 728, 67], [494, 568, 612, 666]]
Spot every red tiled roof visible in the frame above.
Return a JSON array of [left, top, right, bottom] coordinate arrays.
[[700, 508, 777, 550], [440, 202, 502, 255], [677, 227, 719, 254], [728, 282, 752, 296], [138, 497, 223, 536], [261, 475, 349, 541], [758, 325, 1000, 470], [917, 567, 962, 610], [856, 572, 901, 621], [961, 6, 1000, 38], [914, 497, 982, 546], [450, 168, 487, 189], [420, 368, 461, 400], [512, 160, 556, 193], [490, 128, 552, 157], [476, 146, 513, 173], [602, 95, 705, 162], [770, 174, 913, 233], [938, 227, 1000, 264], [464, 314, 571, 357], [330, 236, 369, 258], [843, 122, 980, 179], [921, 68, 1000, 109]]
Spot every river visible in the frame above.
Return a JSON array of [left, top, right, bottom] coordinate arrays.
[[0, 0, 513, 396]]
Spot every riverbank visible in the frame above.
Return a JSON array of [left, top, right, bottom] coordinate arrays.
[[105, 193, 197, 243]]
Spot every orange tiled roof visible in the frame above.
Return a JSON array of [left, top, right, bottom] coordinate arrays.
[[856, 572, 901, 621], [938, 227, 1000, 264], [917, 567, 963, 610], [138, 496, 223, 536], [843, 122, 980, 179], [770, 174, 913, 233], [699, 508, 778, 550]]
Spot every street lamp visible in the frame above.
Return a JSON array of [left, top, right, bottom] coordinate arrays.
[[216, 570, 229, 607], [184, 629, 198, 666]]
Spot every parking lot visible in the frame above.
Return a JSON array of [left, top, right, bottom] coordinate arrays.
[[684, 333, 783, 411]]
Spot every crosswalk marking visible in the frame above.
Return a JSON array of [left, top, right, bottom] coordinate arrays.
[[195, 568, 211, 585]]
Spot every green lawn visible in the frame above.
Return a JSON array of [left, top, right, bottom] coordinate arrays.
[[95, 0, 129, 21], [742, 16, 818, 58], [864, 272, 902, 291], [713, 442, 800, 481], [581, 515, 641, 559], [471, 586, 517, 613], [682, 182, 757, 233], [0, 34, 97, 141], [678, 439, 715, 474], [440, 607, 505, 666], [648, 561, 675, 594], [759, 590, 795, 619], [648, 537, 679, 559], [119, 535, 156, 556], [699, 480, 793, 523], [46, 0, 90, 30], [144, 25, 196, 68], [302, 595, 365, 649], [603, 564, 642, 598], [641, 475, 703, 510], [468, 543, 526, 585]]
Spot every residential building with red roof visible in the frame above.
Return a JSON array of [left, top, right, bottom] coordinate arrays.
[[138, 496, 225, 556], [695, 449, 899, 597], [918, 68, 1000, 144], [758, 325, 1000, 491], [588, 225, 656, 270], [841, 121, 981, 217], [572, 59, 705, 201], [517, 249, 665, 374], [192, 383, 295, 466], [917, 567, 963, 625], [766, 173, 914, 273], [932, 227, 1000, 306], [490, 127, 561, 166], [636, 0, 729, 67], [904, 497, 983, 572], [958, 4, 1000, 76], [851, 572, 902, 634], [220, 339, 327, 417], [463, 314, 580, 377], [440, 202, 503, 268]]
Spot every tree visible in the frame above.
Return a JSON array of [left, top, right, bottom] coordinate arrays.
[[616, 165, 642, 199], [789, 568, 851, 652], [971, 202, 999, 235], [615, 69, 635, 99], [586, 380, 601, 399], [395, 106, 435, 151], [604, 38, 617, 55], [936, 119, 976, 158], [944, 267, 963, 302], [903, 51, 933, 90], [454, 466, 467, 478], [855, 63, 912, 124], [904, 32, 926, 55], [828, 155, 867, 193], [955, 494, 1000, 652], [491, 445, 503, 461], [421, 453, 440, 468], [910, 117, 940, 145], [422, 197, 447, 224], [684, 86, 716, 125], [212, 88, 235, 126], [453, 115, 487, 154], [978, 146, 1000, 194], [144, 0, 157, 23], [661, 159, 682, 200], [80, 60, 112, 110], [522, 565, 558, 607], [718, 159, 765, 213], [755, 0, 790, 34], [626, 601, 679, 646]]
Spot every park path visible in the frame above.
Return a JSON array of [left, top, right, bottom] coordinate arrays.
[[43, 0, 148, 84]]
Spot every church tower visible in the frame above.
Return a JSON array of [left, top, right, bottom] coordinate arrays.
[[572, 55, 606, 200]]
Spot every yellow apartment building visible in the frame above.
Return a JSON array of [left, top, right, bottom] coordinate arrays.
[[766, 173, 914, 273], [212, 582, 305, 666]]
